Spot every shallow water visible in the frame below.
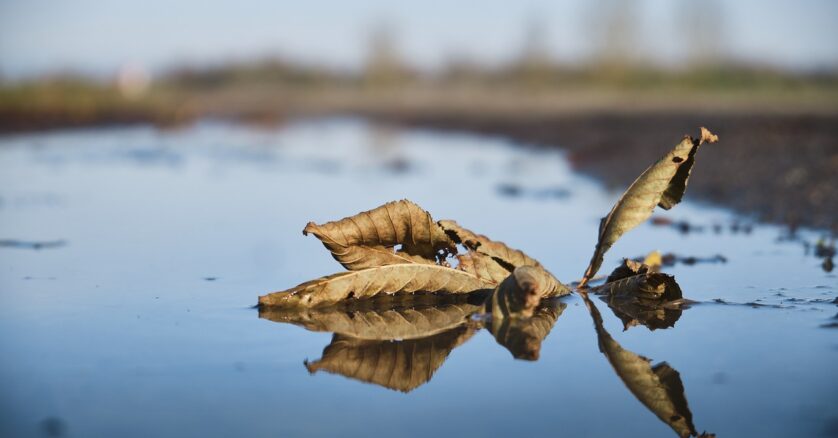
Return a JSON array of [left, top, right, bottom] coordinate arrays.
[[0, 118, 835, 437]]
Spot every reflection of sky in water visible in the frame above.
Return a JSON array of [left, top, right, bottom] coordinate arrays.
[[0, 119, 835, 437]]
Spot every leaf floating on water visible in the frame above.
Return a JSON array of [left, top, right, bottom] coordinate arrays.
[[258, 264, 496, 309], [305, 325, 477, 393], [303, 199, 457, 270], [595, 259, 683, 304], [488, 300, 566, 360], [592, 259, 687, 330], [456, 252, 514, 285], [440, 220, 570, 297], [259, 297, 483, 340], [606, 258, 652, 283], [580, 128, 719, 286], [582, 293, 700, 437]]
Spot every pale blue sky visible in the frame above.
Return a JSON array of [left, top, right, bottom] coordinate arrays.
[[1, 0, 837, 78]]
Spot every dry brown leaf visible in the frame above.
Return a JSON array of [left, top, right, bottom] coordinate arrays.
[[580, 128, 718, 286], [595, 259, 683, 303], [592, 260, 686, 330], [594, 273, 682, 303], [258, 264, 496, 309], [488, 300, 565, 360], [487, 266, 558, 317], [439, 219, 544, 268], [606, 258, 652, 282], [259, 298, 482, 340], [643, 250, 663, 271], [303, 200, 457, 270], [582, 293, 699, 437], [455, 252, 513, 284], [304, 325, 476, 393], [440, 220, 570, 297]]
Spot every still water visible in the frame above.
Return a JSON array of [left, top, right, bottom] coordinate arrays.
[[0, 118, 835, 437]]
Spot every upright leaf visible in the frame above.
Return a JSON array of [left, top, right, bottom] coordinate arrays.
[[303, 199, 457, 270], [580, 128, 718, 285]]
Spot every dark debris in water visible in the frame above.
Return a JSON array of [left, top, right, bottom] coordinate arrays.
[[781, 230, 835, 273], [710, 298, 791, 309], [632, 252, 727, 268], [649, 216, 754, 236], [496, 183, 571, 200], [822, 312, 838, 327], [40, 416, 66, 437], [0, 239, 66, 250]]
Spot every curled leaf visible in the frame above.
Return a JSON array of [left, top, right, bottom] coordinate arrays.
[[440, 220, 570, 297], [440, 220, 544, 268], [594, 272, 683, 304], [456, 252, 514, 284], [590, 259, 687, 329], [580, 128, 718, 285], [582, 293, 699, 437], [606, 258, 651, 282], [487, 266, 557, 318], [488, 300, 566, 360], [303, 200, 457, 270], [259, 297, 483, 340], [305, 325, 477, 393], [258, 264, 496, 309], [595, 259, 683, 304]]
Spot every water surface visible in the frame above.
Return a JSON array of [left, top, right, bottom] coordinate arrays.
[[0, 119, 835, 437]]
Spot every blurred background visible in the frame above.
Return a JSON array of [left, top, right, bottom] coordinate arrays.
[[2, 3, 837, 437], [1, 0, 837, 227]]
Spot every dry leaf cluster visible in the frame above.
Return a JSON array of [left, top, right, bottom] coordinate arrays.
[[259, 199, 569, 310], [258, 128, 719, 438], [260, 127, 716, 311]]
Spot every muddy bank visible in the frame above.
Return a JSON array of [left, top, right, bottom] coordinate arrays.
[[2, 88, 835, 229], [370, 110, 837, 230]]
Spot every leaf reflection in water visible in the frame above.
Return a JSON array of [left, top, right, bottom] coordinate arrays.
[[305, 326, 477, 393], [261, 282, 712, 436], [581, 292, 705, 438], [260, 295, 483, 392], [260, 291, 564, 392], [487, 299, 565, 360]]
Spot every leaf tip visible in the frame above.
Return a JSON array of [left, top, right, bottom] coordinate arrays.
[[302, 221, 318, 236], [699, 127, 719, 144]]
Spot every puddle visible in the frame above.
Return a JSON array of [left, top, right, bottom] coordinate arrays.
[[0, 118, 835, 437]]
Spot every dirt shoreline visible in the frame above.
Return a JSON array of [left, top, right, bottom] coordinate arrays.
[[367, 109, 837, 231], [2, 104, 835, 230]]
